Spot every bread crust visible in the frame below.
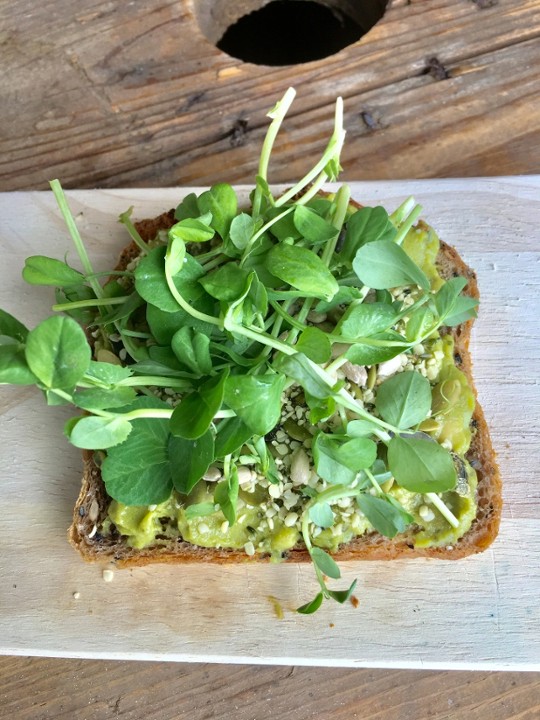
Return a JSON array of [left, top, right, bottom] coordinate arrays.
[[68, 206, 501, 567]]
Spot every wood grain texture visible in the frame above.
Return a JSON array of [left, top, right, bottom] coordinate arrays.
[[0, 0, 539, 191], [0, 180, 539, 671], [1, 657, 540, 720]]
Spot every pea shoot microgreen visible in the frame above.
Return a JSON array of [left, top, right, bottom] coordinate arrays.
[[0, 88, 479, 615]]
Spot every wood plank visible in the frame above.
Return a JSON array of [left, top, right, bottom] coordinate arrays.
[[0, 180, 539, 669], [1, 657, 540, 720], [1, 0, 539, 190]]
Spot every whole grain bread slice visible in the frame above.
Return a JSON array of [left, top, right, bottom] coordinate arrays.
[[68, 208, 501, 567]]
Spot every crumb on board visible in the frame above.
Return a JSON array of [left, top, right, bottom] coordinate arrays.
[[350, 595, 360, 609], [73, 591, 81, 599], [102, 569, 114, 583], [267, 595, 284, 620]]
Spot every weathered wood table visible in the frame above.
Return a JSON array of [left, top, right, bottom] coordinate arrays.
[[1, 0, 540, 717]]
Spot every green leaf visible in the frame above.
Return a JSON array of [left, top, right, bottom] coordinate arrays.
[[293, 205, 338, 244], [165, 233, 186, 276], [444, 295, 478, 326], [306, 197, 333, 217], [336, 437, 378, 471], [312, 434, 355, 486], [169, 430, 214, 495], [175, 192, 200, 221], [84, 361, 133, 385], [266, 206, 301, 242], [224, 373, 286, 436], [273, 352, 333, 401], [197, 184, 237, 240], [25, 315, 91, 390], [247, 274, 268, 318], [0, 344, 37, 385], [310, 547, 341, 579], [375, 371, 432, 429], [353, 240, 430, 291], [184, 502, 216, 520], [375, 289, 394, 305], [67, 415, 133, 449], [214, 466, 239, 525], [266, 243, 339, 301], [313, 433, 377, 486], [241, 235, 282, 288], [54, 284, 96, 323], [387, 435, 457, 493], [72, 386, 137, 410], [229, 212, 255, 251], [170, 370, 229, 439], [22, 256, 85, 287], [336, 302, 397, 339], [101, 397, 173, 505], [135, 246, 205, 313], [306, 393, 336, 424], [309, 502, 335, 529], [314, 286, 363, 313], [297, 592, 324, 615], [199, 262, 252, 302], [344, 333, 407, 366], [434, 276, 468, 318], [357, 493, 413, 538], [295, 326, 331, 364], [148, 345, 183, 372], [94, 292, 145, 327], [147, 299, 216, 344], [214, 416, 253, 458], [326, 579, 358, 604], [171, 326, 212, 376], [340, 206, 397, 264], [0, 308, 29, 342], [222, 272, 255, 331], [405, 304, 437, 342], [346, 419, 379, 437], [168, 217, 215, 244]]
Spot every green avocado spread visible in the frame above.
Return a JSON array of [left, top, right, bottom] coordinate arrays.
[[104, 221, 478, 557]]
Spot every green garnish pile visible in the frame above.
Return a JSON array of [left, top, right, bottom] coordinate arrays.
[[0, 89, 478, 614]]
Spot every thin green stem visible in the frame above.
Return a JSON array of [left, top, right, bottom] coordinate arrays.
[[118, 329, 153, 339], [293, 170, 329, 206], [425, 492, 460, 528], [117, 376, 191, 389], [389, 196, 416, 225], [327, 333, 410, 348], [275, 97, 345, 208], [252, 87, 297, 218], [120, 408, 173, 421], [325, 355, 349, 375], [50, 180, 103, 300], [394, 204, 423, 246], [286, 297, 315, 345], [52, 296, 128, 312], [240, 206, 294, 266], [118, 208, 151, 254], [202, 254, 228, 272], [230, 323, 296, 356], [85, 270, 133, 280], [365, 468, 383, 496], [269, 300, 305, 331], [196, 246, 223, 264], [164, 258, 221, 327]]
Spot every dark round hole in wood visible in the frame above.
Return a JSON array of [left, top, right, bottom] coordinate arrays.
[[196, 0, 389, 67]]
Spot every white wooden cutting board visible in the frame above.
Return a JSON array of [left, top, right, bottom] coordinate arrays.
[[0, 179, 539, 670]]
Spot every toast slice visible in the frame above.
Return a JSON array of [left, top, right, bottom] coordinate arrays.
[[68, 206, 501, 567]]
